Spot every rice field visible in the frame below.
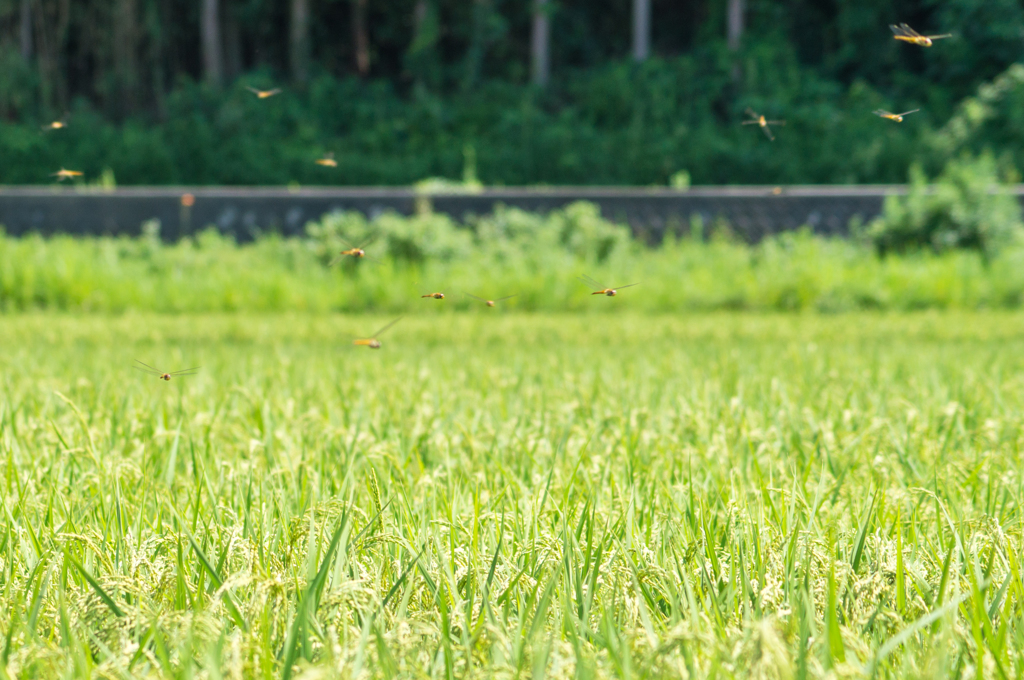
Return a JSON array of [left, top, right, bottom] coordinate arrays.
[[2, 310, 1024, 679]]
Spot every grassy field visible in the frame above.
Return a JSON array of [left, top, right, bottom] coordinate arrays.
[[2, 311, 1024, 679], [5, 202, 1024, 314]]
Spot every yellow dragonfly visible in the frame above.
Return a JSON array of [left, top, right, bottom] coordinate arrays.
[[42, 117, 68, 131], [330, 238, 381, 266], [133, 361, 200, 381], [874, 108, 919, 123], [315, 153, 338, 167], [246, 86, 282, 99], [51, 168, 84, 181], [353, 317, 402, 349], [890, 23, 951, 47], [742, 108, 785, 141], [579, 275, 638, 297], [421, 292, 445, 300], [466, 293, 518, 307]]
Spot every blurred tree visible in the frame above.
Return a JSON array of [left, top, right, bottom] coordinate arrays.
[[352, 0, 369, 75], [290, 0, 310, 85], [201, 0, 223, 87], [633, 0, 649, 61], [532, 0, 549, 86], [19, 0, 30, 59]]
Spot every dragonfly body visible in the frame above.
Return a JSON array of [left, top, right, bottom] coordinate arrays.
[[51, 168, 83, 181], [422, 292, 445, 299], [247, 87, 282, 99], [43, 120, 66, 131], [316, 153, 337, 167], [134, 361, 199, 381], [874, 108, 919, 123], [890, 23, 951, 47], [579, 275, 638, 297], [330, 239, 381, 266], [467, 293, 517, 307], [353, 317, 402, 349], [742, 108, 785, 141]]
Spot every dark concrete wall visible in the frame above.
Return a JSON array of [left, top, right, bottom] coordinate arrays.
[[2, 185, 1023, 242]]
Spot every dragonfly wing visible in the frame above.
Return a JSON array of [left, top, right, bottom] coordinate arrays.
[[897, 109, 920, 117], [133, 361, 164, 375], [168, 367, 201, 376], [370, 316, 403, 339], [578, 275, 605, 290], [762, 126, 775, 140], [466, 293, 487, 302], [494, 294, 519, 302], [873, 109, 892, 117], [613, 283, 640, 290]]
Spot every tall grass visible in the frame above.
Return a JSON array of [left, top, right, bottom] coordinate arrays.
[[1, 311, 1023, 677], [3, 202, 1024, 313]]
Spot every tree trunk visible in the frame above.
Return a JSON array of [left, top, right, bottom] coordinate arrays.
[[463, 0, 490, 90], [413, 0, 427, 33], [19, 0, 32, 60], [407, 0, 440, 88], [727, 0, 744, 51], [632, 0, 650, 62], [114, 0, 141, 115], [224, 1, 243, 81], [351, 0, 369, 75], [201, 0, 223, 87], [290, 0, 310, 84], [531, 0, 549, 87]]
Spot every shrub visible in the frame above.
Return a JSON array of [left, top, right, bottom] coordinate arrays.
[[865, 153, 1024, 258]]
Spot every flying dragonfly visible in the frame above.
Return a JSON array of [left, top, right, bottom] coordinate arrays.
[[247, 86, 282, 99], [42, 116, 68, 131], [51, 168, 83, 181], [315, 152, 338, 167], [421, 292, 445, 300], [742, 108, 786, 141], [578, 275, 638, 297], [466, 293, 518, 307], [353, 317, 402, 349], [133, 361, 200, 381], [874, 108, 920, 123], [890, 23, 951, 47], [330, 238, 381, 266]]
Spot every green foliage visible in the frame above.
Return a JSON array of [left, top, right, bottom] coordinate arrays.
[[1, 56, 1023, 187], [866, 153, 1024, 257], [7, 204, 1024, 313], [2, 311, 1024, 676]]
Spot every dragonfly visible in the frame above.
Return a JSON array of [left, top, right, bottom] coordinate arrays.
[[890, 23, 952, 47], [421, 292, 445, 300], [51, 168, 83, 181], [315, 153, 338, 167], [466, 293, 518, 307], [742, 108, 786, 141], [578, 275, 638, 297], [133, 361, 200, 381], [247, 86, 282, 99], [353, 317, 402, 349], [330, 238, 380, 265], [42, 117, 68, 131], [874, 108, 919, 123]]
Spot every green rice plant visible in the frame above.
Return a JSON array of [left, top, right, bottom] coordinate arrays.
[[0, 311, 1023, 677]]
